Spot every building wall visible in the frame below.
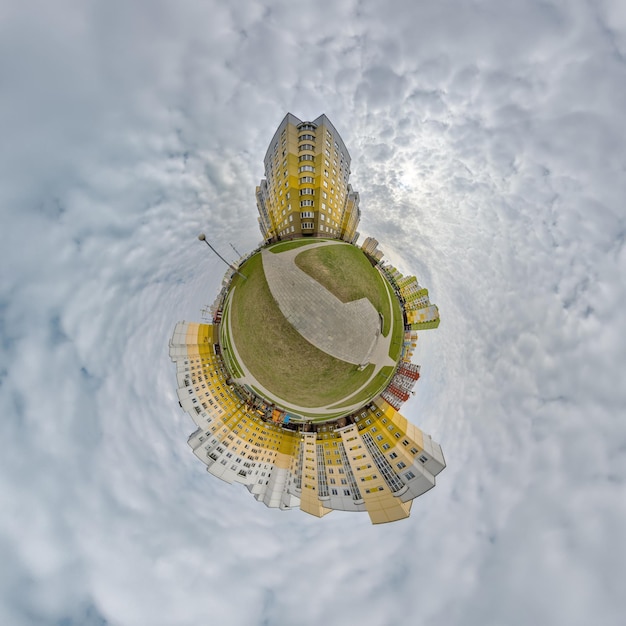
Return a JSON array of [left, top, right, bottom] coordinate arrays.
[[169, 321, 445, 524], [382, 265, 441, 330], [361, 237, 379, 255], [361, 237, 384, 262], [406, 304, 441, 330], [341, 186, 361, 243], [256, 113, 360, 243]]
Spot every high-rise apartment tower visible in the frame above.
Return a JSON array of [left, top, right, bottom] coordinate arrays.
[[256, 113, 361, 243]]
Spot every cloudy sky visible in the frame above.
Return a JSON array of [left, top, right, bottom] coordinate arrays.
[[2, 0, 625, 624]]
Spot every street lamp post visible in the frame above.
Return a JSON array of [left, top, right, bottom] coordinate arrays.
[[198, 233, 246, 280]]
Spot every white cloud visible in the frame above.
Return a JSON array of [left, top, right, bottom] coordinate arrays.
[[1, 0, 625, 624]]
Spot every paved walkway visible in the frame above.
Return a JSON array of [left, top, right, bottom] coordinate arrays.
[[261, 241, 380, 365], [223, 241, 398, 419]]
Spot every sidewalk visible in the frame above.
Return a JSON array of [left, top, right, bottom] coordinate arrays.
[[261, 242, 379, 365]]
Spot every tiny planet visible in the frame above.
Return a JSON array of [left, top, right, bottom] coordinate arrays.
[[170, 113, 444, 524]]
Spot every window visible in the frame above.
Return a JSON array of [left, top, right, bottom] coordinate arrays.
[[301, 222, 314, 229], [419, 455, 428, 464], [389, 452, 398, 459], [343, 489, 350, 496], [382, 443, 390, 450], [300, 176, 314, 184], [299, 154, 314, 162], [331, 488, 338, 495], [299, 143, 315, 152], [300, 200, 313, 207], [299, 188, 314, 195], [404, 471, 415, 480], [397, 461, 406, 469], [300, 211, 314, 218]]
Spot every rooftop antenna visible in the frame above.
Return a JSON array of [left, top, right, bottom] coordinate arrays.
[[198, 234, 246, 280]]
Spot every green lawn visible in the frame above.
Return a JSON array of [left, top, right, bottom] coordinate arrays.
[[386, 277, 405, 361], [224, 240, 406, 419], [327, 365, 396, 410], [227, 251, 377, 408], [268, 239, 331, 254], [219, 297, 244, 378], [294, 243, 393, 336]]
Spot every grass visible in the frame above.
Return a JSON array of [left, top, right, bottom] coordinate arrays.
[[219, 298, 244, 378], [227, 251, 377, 407], [224, 240, 406, 418], [327, 365, 396, 409], [268, 239, 331, 254], [385, 276, 405, 362], [295, 243, 393, 336]]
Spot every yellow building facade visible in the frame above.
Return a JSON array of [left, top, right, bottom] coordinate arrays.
[[398, 276, 441, 330], [256, 113, 360, 243], [380, 264, 441, 331], [170, 321, 445, 524]]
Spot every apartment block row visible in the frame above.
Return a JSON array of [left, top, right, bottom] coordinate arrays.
[[376, 263, 441, 331], [169, 321, 445, 524], [361, 236, 384, 261], [381, 364, 421, 410]]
